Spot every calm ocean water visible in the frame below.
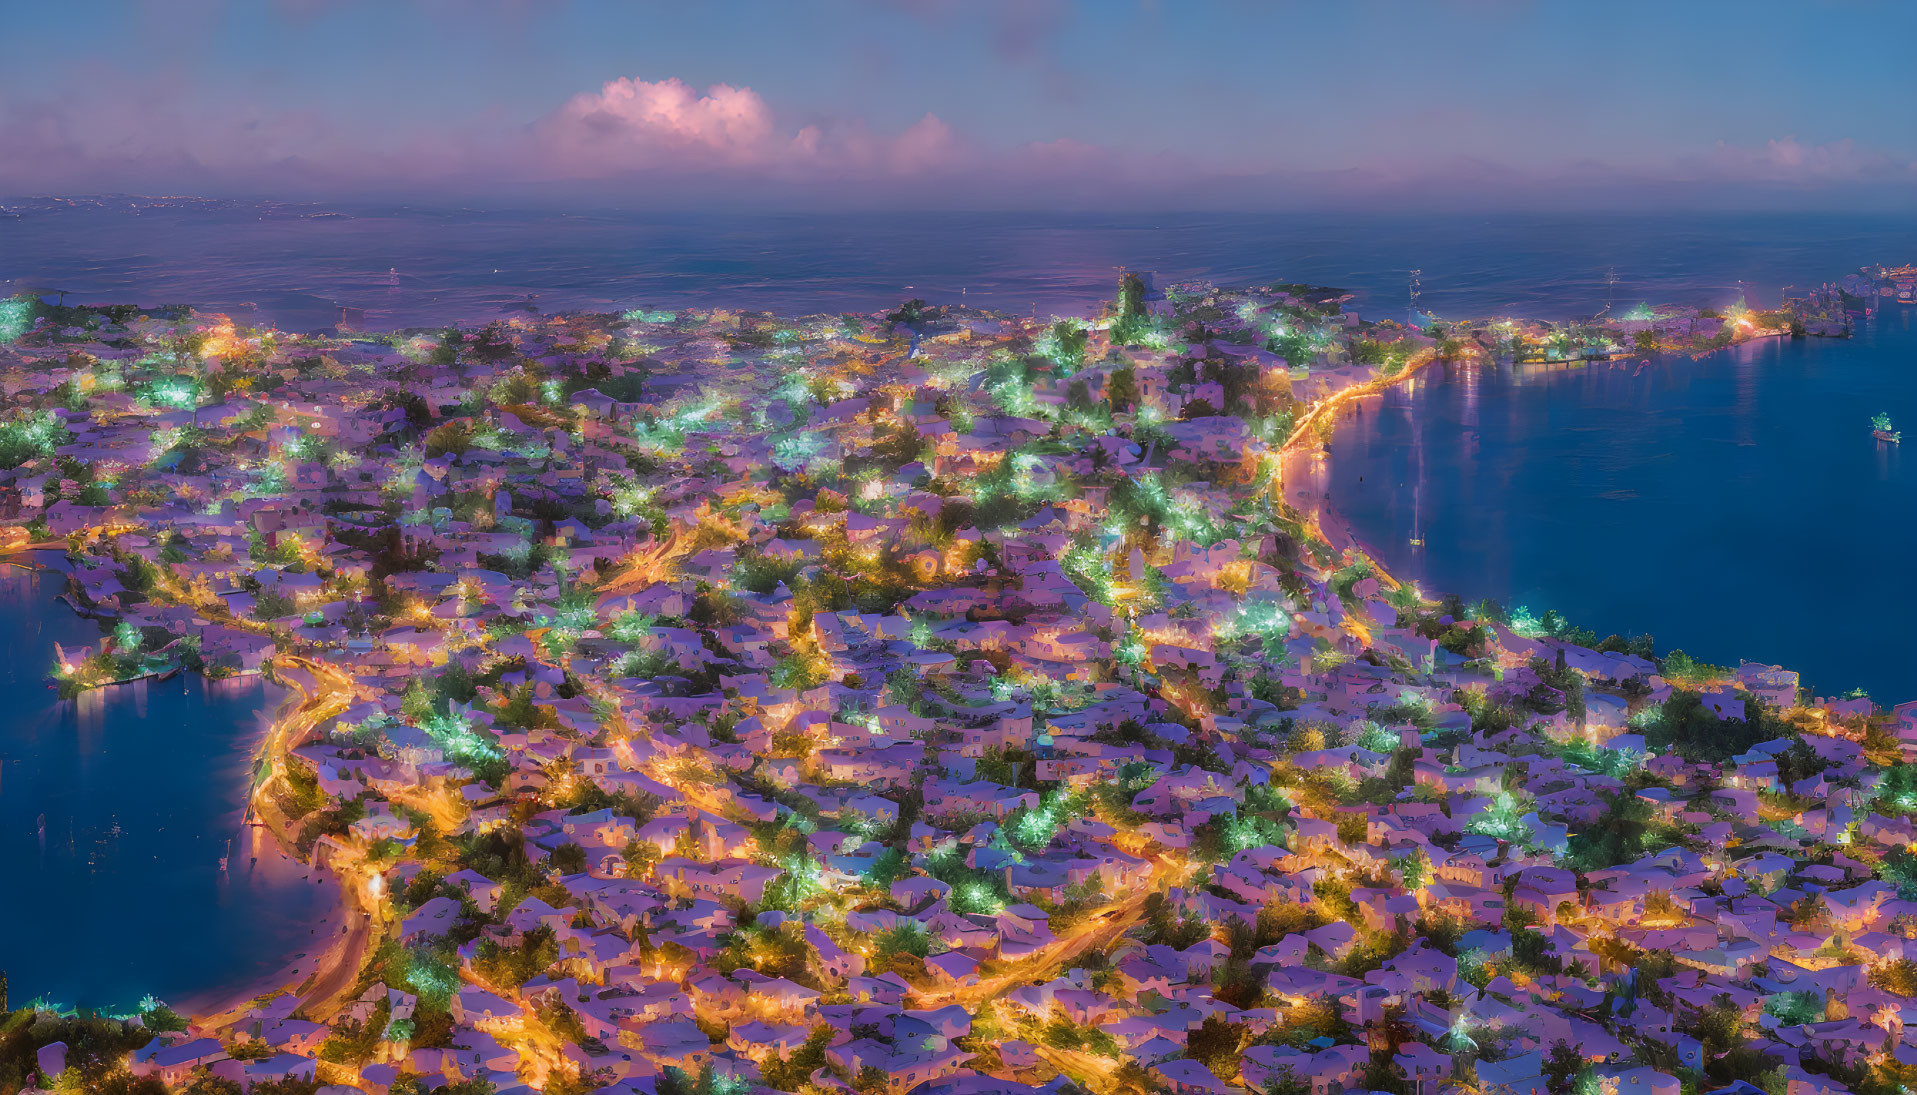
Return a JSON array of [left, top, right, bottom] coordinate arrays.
[[1325, 306, 1917, 705], [2, 206, 1916, 1004], [0, 565, 330, 1010], [2, 204, 1913, 328]]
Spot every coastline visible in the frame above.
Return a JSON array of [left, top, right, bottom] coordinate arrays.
[[183, 658, 378, 1029], [0, 561, 348, 1018], [72, 301, 1875, 1026], [0, 261, 1907, 1095], [1276, 327, 1873, 667], [9, 297, 1860, 1025], [177, 869, 357, 1025], [3, 532, 370, 1024], [1274, 347, 1447, 590]]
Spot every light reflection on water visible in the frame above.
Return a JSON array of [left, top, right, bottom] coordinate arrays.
[[3, 205, 1916, 999], [1325, 304, 1917, 702], [0, 564, 329, 1011]]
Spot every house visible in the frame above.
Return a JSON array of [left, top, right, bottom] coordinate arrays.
[[131, 1038, 228, 1087], [1152, 1058, 1237, 1095], [401, 896, 463, 942], [1479, 1051, 1549, 1095]]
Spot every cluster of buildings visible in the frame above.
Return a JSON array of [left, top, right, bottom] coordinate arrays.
[[0, 279, 1909, 1095]]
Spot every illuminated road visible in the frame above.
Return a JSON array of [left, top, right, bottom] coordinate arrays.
[[200, 656, 386, 1028], [597, 530, 692, 595], [915, 855, 1183, 1013]]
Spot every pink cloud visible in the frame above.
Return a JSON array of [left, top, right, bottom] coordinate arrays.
[[2, 62, 1910, 211], [539, 77, 778, 171], [533, 75, 959, 181], [885, 113, 958, 172]]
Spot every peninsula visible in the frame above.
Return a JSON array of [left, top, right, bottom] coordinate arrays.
[[1, 266, 1914, 1095]]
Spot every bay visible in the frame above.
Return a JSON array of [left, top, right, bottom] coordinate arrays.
[[0, 564, 332, 1011]]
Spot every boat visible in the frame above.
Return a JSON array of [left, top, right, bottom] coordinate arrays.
[[1872, 413, 1902, 443]]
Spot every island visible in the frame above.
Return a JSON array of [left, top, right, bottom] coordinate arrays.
[[1, 265, 1915, 1095]]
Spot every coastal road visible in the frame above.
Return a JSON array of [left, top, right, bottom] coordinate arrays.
[[1266, 346, 1446, 587], [1272, 347, 1441, 498], [200, 656, 377, 1030], [1277, 347, 1440, 467], [265, 658, 388, 1023], [293, 901, 380, 1022]]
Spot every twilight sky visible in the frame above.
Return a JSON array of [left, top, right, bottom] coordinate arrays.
[[2, 0, 1912, 209]]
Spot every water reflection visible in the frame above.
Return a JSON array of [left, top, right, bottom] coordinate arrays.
[[0, 564, 328, 1010], [1326, 309, 1917, 701]]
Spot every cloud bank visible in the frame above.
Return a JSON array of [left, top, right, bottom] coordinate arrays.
[[533, 76, 959, 180], [1, 67, 1911, 210]]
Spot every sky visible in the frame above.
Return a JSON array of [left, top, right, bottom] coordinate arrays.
[[1, 0, 1912, 210]]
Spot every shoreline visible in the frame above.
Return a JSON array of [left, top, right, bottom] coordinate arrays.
[[0, 564, 349, 1020], [6, 275, 1897, 995], [177, 677, 346, 1026], [176, 870, 357, 1025], [1278, 328, 1881, 680], [13, 547, 375, 1026], [183, 659, 377, 1029], [1273, 346, 1447, 592], [1, 261, 1908, 1094]]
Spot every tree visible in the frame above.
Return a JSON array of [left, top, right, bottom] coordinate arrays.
[[1641, 690, 1778, 763], [1659, 649, 1729, 685], [434, 660, 478, 705], [1049, 319, 1088, 367], [758, 1026, 832, 1091], [868, 421, 925, 469], [1116, 272, 1147, 319], [423, 420, 472, 457], [1564, 790, 1656, 871], [472, 926, 560, 989], [1107, 365, 1139, 413], [1871, 958, 1917, 996], [1185, 1014, 1247, 1079], [548, 843, 588, 875], [253, 587, 297, 622], [401, 677, 436, 722], [1543, 1041, 1586, 1095]]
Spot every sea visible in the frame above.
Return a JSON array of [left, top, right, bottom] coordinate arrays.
[[3, 202, 1911, 330], [1, 202, 1915, 1006], [0, 562, 331, 1012]]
